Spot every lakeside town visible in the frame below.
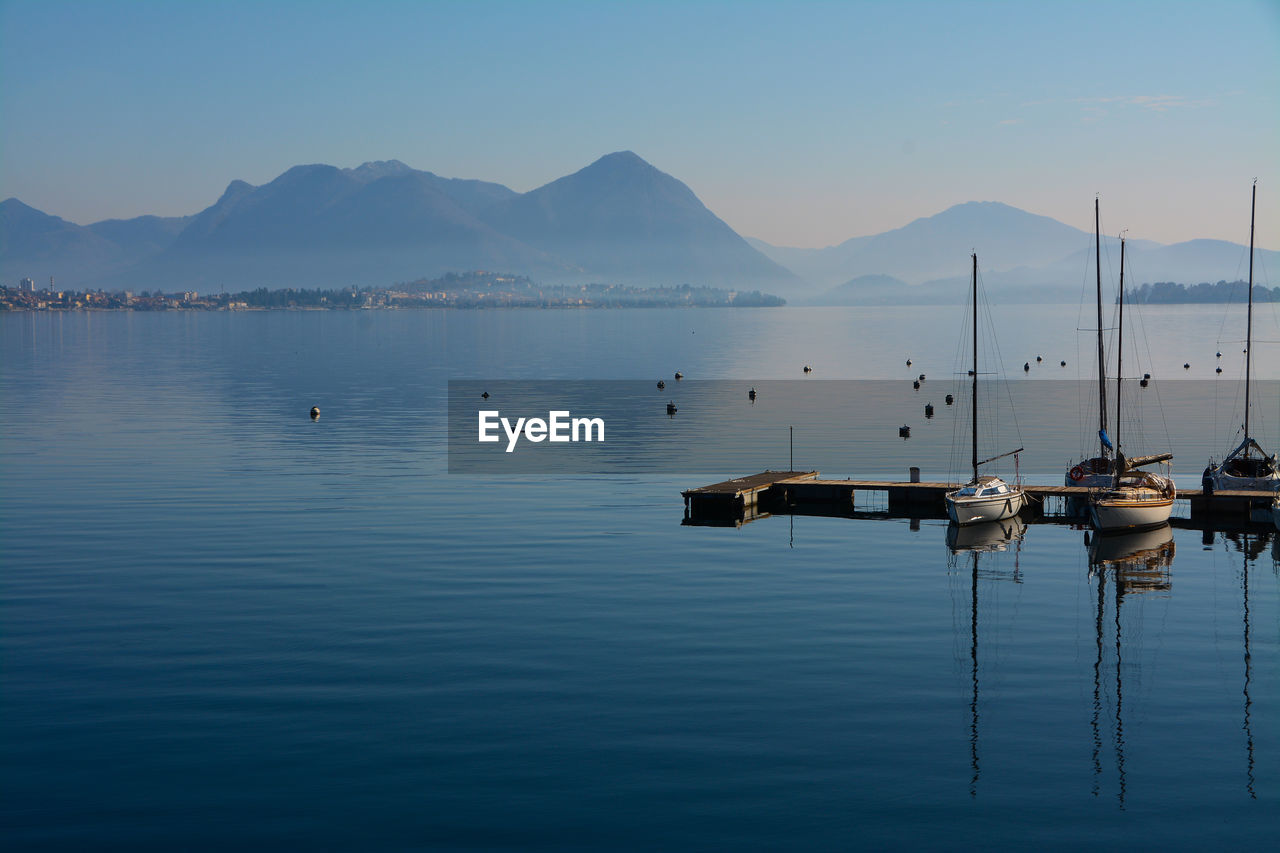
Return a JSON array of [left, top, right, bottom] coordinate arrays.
[[0, 271, 786, 312]]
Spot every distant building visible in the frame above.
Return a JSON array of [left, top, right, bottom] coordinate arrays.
[[19, 277, 35, 292]]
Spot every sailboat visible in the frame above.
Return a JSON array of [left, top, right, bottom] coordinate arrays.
[[1203, 181, 1280, 494], [945, 254, 1027, 526], [1067, 198, 1117, 489], [1089, 236, 1176, 532]]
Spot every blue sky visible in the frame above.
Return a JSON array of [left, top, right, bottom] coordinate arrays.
[[2, 0, 1277, 248]]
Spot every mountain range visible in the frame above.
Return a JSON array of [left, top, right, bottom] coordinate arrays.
[[2, 152, 1274, 302]]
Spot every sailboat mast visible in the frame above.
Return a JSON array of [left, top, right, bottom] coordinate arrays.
[[1115, 236, 1125, 476], [972, 252, 979, 482], [1245, 180, 1255, 443], [1096, 198, 1108, 459]]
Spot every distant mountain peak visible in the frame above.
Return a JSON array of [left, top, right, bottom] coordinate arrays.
[[213, 179, 255, 207], [349, 160, 414, 179], [584, 150, 653, 172], [1, 197, 46, 216]]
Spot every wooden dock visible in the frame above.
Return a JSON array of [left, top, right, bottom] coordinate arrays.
[[681, 470, 818, 516], [682, 470, 1278, 526]]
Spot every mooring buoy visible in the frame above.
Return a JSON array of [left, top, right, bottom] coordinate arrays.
[[945, 394, 954, 405], [899, 425, 911, 439], [657, 380, 665, 390], [481, 391, 489, 399], [674, 371, 683, 380], [912, 380, 920, 390], [749, 387, 757, 402], [666, 401, 677, 416], [925, 403, 934, 418], [310, 406, 320, 419]]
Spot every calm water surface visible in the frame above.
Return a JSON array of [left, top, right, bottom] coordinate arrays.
[[2, 307, 1277, 850]]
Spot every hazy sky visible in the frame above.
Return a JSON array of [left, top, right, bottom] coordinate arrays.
[[2, 0, 1278, 249]]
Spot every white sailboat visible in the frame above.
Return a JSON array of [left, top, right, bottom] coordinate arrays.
[[1067, 198, 1118, 489], [946, 254, 1027, 526], [1089, 236, 1176, 532], [1203, 181, 1280, 494]]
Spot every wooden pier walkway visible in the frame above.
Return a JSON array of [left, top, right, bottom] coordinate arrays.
[[682, 470, 1277, 525]]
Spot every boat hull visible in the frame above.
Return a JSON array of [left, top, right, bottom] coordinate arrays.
[[1206, 470, 1280, 494], [946, 490, 1026, 526], [1089, 495, 1174, 531]]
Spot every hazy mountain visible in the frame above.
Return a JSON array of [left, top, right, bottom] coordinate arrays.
[[751, 202, 1098, 290], [6, 157, 1277, 297], [87, 214, 191, 261], [807, 273, 912, 306], [1, 198, 128, 285], [129, 162, 565, 290], [480, 151, 798, 290], [751, 200, 1279, 303]]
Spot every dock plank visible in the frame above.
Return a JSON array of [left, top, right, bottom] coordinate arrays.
[[681, 470, 818, 498]]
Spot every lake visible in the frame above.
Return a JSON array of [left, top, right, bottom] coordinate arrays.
[[1, 305, 1277, 850]]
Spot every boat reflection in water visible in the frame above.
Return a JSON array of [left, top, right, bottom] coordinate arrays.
[[1086, 522, 1175, 807], [946, 517, 1026, 797], [946, 516, 1027, 554], [1088, 522, 1175, 593]]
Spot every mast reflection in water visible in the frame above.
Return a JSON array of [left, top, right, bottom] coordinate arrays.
[[1220, 531, 1267, 799], [947, 517, 1026, 797], [1088, 523, 1175, 808]]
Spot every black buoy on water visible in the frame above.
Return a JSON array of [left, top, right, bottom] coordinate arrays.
[[657, 380, 665, 390], [1216, 367, 1223, 374], [945, 394, 954, 405], [906, 359, 912, 367], [1184, 363, 1191, 370], [481, 391, 489, 399], [310, 406, 320, 419], [803, 365, 813, 374], [918, 373, 925, 381], [1143, 373, 1150, 380], [1060, 360, 1066, 367], [912, 380, 920, 390], [1024, 362, 1030, 372], [666, 401, 677, 416], [1140, 378, 1149, 387], [899, 425, 911, 439], [925, 403, 934, 418], [674, 371, 683, 380], [1036, 355, 1042, 363], [1217, 351, 1222, 358], [748, 387, 757, 402]]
